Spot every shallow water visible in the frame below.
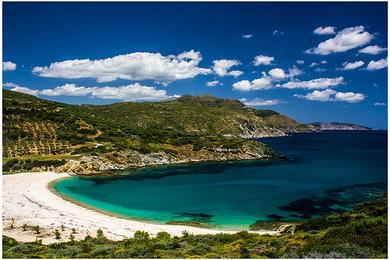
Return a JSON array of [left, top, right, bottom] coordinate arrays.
[[53, 131, 387, 230]]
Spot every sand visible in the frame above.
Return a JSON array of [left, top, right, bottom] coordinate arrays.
[[2, 172, 278, 244]]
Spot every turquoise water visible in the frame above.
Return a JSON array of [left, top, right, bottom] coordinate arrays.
[[53, 131, 387, 230]]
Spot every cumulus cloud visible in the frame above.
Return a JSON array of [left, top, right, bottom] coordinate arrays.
[[310, 62, 318, 67], [279, 77, 344, 89], [90, 84, 178, 101], [296, 60, 305, 64], [233, 66, 303, 92], [39, 84, 93, 96], [3, 61, 16, 71], [295, 88, 365, 103], [268, 68, 286, 79], [242, 34, 253, 39], [206, 80, 222, 87], [341, 60, 365, 70], [366, 57, 388, 71], [212, 59, 243, 77], [359, 45, 387, 55], [32, 51, 211, 83], [253, 55, 274, 66], [233, 75, 273, 91], [294, 89, 336, 102], [313, 26, 336, 35], [334, 91, 365, 103], [5, 82, 178, 102], [232, 80, 252, 91], [374, 102, 386, 106], [240, 98, 283, 106], [3, 82, 39, 96], [268, 67, 302, 80], [306, 26, 373, 55]]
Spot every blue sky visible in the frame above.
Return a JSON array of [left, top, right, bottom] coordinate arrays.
[[3, 2, 388, 129]]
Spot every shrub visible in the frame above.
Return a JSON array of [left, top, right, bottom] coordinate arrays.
[[54, 229, 61, 240]]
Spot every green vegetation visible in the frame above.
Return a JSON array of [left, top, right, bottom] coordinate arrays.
[[3, 197, 387, 258], [3, 90, 310, 173], [54, 230, 61, 240], [3, 158, 66, 172]]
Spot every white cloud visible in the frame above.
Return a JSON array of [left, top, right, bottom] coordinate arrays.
[[366, 57, 388, 71], [296, 60, 305, 64], [40, 84, 93, 96], [251, 76, 273, 89], [334, 91, 365, 103], [233, 74, 273, 92], [310, 62, 318, 67], [228, 70, 244, 77], [294, 89, 336, 102], [3, 82, 39, 96], [33, 51, 211, 83], [3, 61, 16, 71], [240, 98, 283, 106], [287, 67, 303, 77], [268, 67, 302, 80], [279, 77, 344, 89], [374, 102, 386, 106], [359, 45, 387, 55], [5, 82, 177, 102], [206, 80, 222, 87], [314, 68, 327, 72], [268, 68, 286, 79], [233, 63, 305, 93], [341, 60, 365, 70], [233, 66, 302, 92], [253, 55, 274, 66], [295, 88, 365, 103], [90, 84, 177, 101], [313, 26, 336, 35], [272, 30, 284, 36], [242, 34, 253, 39], [321, 60, 328, 64], [233, 80, 252, 91], [212, 59, 243, 77], [306, 26, 373, 55]]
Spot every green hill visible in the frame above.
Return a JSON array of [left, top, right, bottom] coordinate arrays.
[[3, 90, 310, 174]]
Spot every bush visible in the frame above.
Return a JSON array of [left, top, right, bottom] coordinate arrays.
[[54, 229, 61, 240]]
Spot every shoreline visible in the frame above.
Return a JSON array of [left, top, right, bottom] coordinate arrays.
[[3, 172, 278, 244]]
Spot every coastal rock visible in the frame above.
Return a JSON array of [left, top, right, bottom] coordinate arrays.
[[55, 140, 276, 175]]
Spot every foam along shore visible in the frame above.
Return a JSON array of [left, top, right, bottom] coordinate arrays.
[[3, 172, 278, 244]]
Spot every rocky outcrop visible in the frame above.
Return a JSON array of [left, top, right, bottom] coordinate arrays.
[[55, 140, 276, 175]]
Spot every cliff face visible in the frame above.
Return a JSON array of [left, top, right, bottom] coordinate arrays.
[[309, 122, 371, 131], [3, 90, 307, 174]]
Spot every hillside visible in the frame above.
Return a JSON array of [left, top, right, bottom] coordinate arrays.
[[3, 90, 311, 174], [309, 122, 371, 131]]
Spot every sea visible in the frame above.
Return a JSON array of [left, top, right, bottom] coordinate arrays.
[[53, 131, 387, 230]]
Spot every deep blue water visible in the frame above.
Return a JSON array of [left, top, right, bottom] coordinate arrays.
[[53, 131, 387, 230]]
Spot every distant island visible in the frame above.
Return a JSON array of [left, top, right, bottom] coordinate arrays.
[[309, 122, 372, 131]]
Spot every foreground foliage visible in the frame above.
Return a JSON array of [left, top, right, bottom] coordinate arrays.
[[3, 197, 387, 258]]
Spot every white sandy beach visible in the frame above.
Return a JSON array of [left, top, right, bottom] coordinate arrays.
[[3, 172, 278, 244]]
